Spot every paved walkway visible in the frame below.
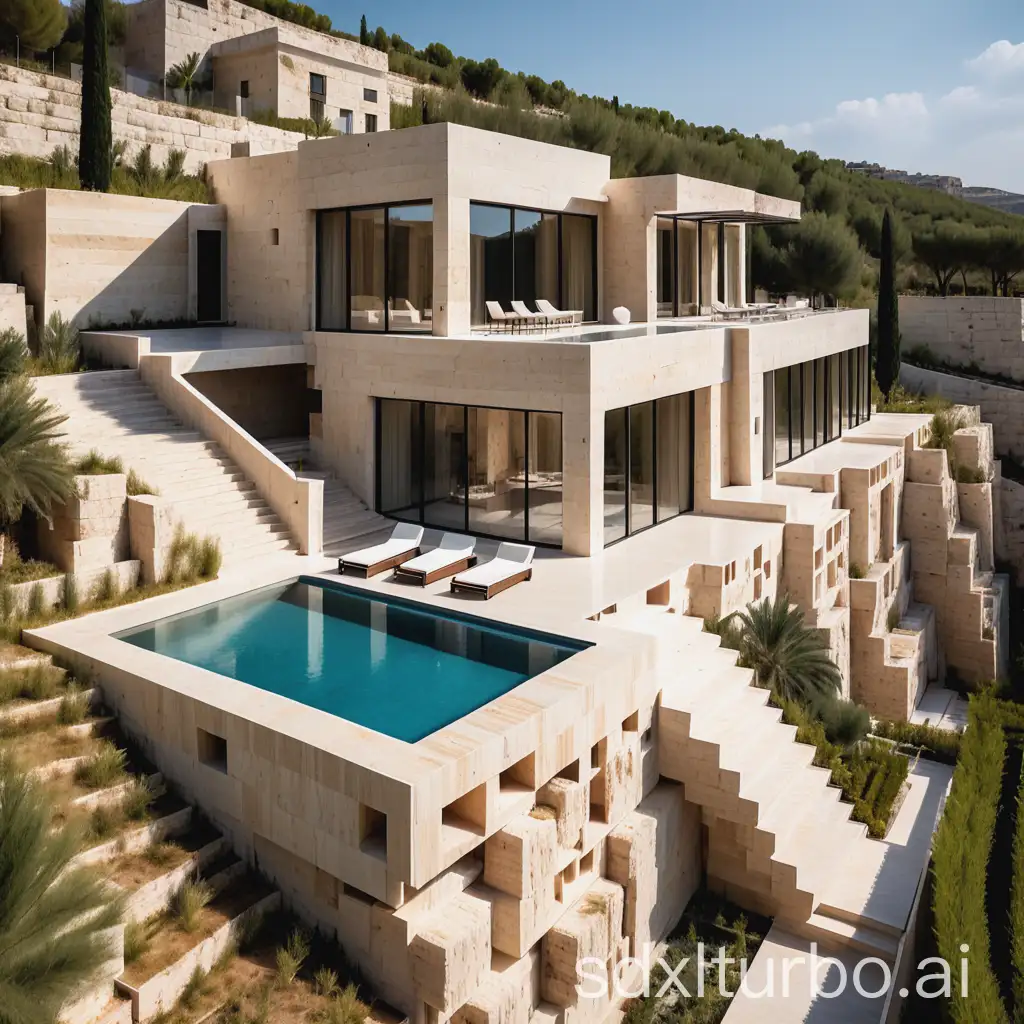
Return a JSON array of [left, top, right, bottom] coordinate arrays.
[[910, 685, 969, 732]]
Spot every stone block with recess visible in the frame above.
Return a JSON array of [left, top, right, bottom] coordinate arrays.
[[410, 890, 492, 1013], [535, 777, 588, 850], [483, 814, 558, 899]]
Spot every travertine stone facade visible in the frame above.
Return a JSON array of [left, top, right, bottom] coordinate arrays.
[[901, 362, 1024, 461], [0, 64, 303, 172], [900, 296, 1024, 380], [38, 473, 129, 573], [0, 188, 206, 327]]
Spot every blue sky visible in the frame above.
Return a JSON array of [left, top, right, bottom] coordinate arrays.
[[324, 0, 1024, 192]]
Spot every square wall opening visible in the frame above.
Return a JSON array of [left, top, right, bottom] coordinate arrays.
[[197, 727, 227, 773]]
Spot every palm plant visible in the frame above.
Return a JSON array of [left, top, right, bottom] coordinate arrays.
[[0, 753, 124, 1024], [735, 594, 842, 708], [37, 312, 80, 375], [167, 52, 202, 105], [0, 377, 74, 568], [0, 329, 27, 382]]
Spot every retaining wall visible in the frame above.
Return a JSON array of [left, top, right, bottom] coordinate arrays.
[[900, 296, 1024, 380], [0, 63, 302, 173], [900, 363, 1024, 461]]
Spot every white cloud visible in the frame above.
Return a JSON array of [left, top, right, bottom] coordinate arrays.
[[967, 40, 1024, 78], [763, 41, 1024, 192]]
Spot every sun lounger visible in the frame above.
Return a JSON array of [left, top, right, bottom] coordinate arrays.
[[486, 301, 526, 334], [510, 301, 548, 330], [394, 533, 477, 585], [536, 299, 583, 325], [450, 542, 534, 599], [338, 523, 423, 577], [711, 299, 755, 320]]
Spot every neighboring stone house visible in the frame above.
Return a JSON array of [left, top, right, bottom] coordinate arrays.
[[125, 0, 390, 132]]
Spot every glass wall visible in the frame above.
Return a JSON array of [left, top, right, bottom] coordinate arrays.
[[376, 400, 563, 547], [657, 218, 702, 317], [470, 202, 597, 326], [603, 392, 694, 545], [316, 203, 433, 333], [768, 345, 870, 470]]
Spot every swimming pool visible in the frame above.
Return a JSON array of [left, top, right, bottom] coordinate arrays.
[[116, 577, 588, 743]]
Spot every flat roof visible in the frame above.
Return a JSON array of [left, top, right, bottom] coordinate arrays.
[[657, 209, 799, 224]]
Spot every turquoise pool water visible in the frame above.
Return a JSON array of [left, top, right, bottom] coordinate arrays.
[[117, 577, 587, 743]]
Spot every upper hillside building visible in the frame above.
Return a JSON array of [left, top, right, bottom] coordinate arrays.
[[125, 0, 389, 132]]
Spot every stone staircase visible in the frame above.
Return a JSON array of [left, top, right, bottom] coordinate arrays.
[[264, 437, 390, 552], [33, 370, 298, 566], [626, 607, 901, 962]]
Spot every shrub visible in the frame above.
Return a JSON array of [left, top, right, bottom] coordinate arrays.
[[0, 583, 14, 622], [957, 464, 989, 484], [820, 699, 870, 748], [886, 604, 901, 632], [872, 718, 962, 763], [173, 877, 213, 932], [314, 966, 340, 998], [931, 695, 1008, 1023], [125, 468, 158, 496], [848, 562, 865, 580], [846, 740, 909, 838], [27, 582, 45, 618], [57, 684, 89, 725], [1012, 761, 1024, 1018], [91, 568, 120, 604], [0, 662, 65, 703], [60, 572, 80, 613], [324, 983, 369, 1024], [123, 920, 150, 963], [73, 450, 124, 475], [199, 537, 222, 579], [121, 778, 155, 821], [275, 927, 310, 986], [0, 327, 27, 381], [75, 740, 127, 789], [703, 611, 744, 653], [34, 312, 81, 375]]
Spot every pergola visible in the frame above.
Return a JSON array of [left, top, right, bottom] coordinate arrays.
[[656, 209, 799, 314]]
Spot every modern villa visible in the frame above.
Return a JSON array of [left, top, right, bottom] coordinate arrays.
[[0, 122, 1001, 1024]]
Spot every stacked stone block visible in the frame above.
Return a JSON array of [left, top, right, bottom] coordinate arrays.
[[38, 473, 129, 573]]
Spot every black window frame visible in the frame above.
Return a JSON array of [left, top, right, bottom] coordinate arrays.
[[375, 398, 564, 549], [363, 87, 378, 103], [309, 72, 326, 97], [315, 201, 433, 334], [603, 393, 696, 547], [469, 200, 599, 325], [239, 79, 249, 99], [768, 345, 871, 472], [365, 112, 378, 133]]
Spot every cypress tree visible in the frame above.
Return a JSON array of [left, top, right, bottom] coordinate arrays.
[[79, 0, 112, 192], [359, 14, 369, 45], [875, 208, 901, 399]]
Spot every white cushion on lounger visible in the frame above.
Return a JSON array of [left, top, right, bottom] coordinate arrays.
[[399, 533, 475, 574], [343, 523, 423, 567], [452, 543, 534, 588]]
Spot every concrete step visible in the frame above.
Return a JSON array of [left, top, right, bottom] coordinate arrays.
[[796, 910, 899, 962]]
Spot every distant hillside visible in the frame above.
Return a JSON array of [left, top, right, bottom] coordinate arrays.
[[963, 187, 1024, 217]]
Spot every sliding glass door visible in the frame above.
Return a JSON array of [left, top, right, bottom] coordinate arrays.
[[469, 202, 597, 325], [316, 202, 433, 333], [603, 392, 694, 546], [768, 345, 870, 471], [376, 399, 563, 547]]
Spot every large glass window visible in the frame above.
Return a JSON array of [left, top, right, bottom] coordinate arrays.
[[375, 401, 563, 547], [388, 204, 433, 333], [468, 407, 527, 540], [603, 408, 627, 545], [470, 202, 597, 326], [528, 411, 563, 547], [656, 217, 708, 316], [768, 346, 870, 471], [656, 218, 675, 318], [350, 208, 385, 332], [629, 403, 655, 533], [318, 210, 347, 331], [774, 365, 790, 466], [603, 392, 694, 546], [316, 203, 433, 333]]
